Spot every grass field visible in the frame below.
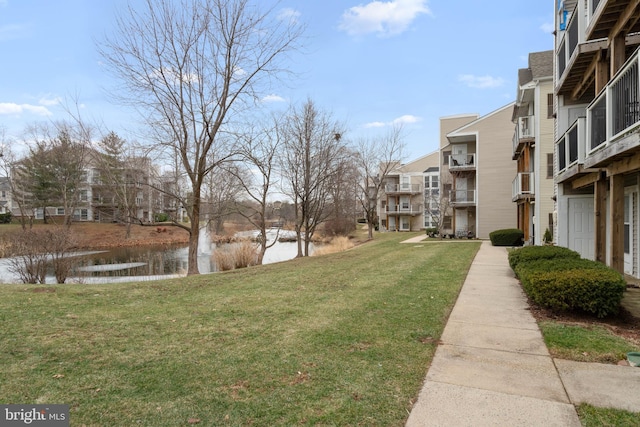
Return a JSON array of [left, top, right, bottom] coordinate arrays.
[[0, 232, 481, 426]]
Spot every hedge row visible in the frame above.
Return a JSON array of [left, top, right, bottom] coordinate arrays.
[[489, 228, 524, 246], [509, 247, 626, 318], [508, 245, 580, 270]]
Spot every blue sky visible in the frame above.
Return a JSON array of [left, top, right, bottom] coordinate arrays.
[[0, 0, 554, 159]]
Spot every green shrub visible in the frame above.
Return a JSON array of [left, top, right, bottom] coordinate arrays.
[[508, 245, 581, 271], [0, 212, 11, 224], [515, 258, 626, 318], [425, 228, 438, 237], [489, 228, 524, 246], [154, 212, 170, 222]]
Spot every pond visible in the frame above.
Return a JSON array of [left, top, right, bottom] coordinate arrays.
[[0, 228, 317, 284]]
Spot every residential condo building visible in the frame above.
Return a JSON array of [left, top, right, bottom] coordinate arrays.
[[378, 151, 439, 232], [440, 105, 517, 239], [512, 50, 556, 245], [554, 0, 640, 277]]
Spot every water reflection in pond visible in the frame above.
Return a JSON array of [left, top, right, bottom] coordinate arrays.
[[0, 228, 316, 284]]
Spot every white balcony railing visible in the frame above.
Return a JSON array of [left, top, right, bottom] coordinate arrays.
[[449, 190, 476, 205], [512, 172, 535, 200], [449, 153, 475, 169], [512, 115, 536, 156], [585, 47, 640, 158], [386, 204, 423, 215], [556, 0, 587, 80], [384, 183, 422, 194], [556, 117, 586, 173]]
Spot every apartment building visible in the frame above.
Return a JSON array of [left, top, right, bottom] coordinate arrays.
[[378, 151, 439, 232], [440, 105, 517, 239], [512, 50, 556, 245], [554, 0, 640, 277]]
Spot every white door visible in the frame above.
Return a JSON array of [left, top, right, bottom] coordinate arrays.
[[624, 192, 634, 275], [455, 209, 468, 235], [453, 144, 467, 165], [568, 198, 594, 260]]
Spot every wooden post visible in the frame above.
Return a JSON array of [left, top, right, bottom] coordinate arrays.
[[609, 174, 625, 273], [595, 51, 609, 94], [595, 174, 607, 263], [610, 34, 626, 77]]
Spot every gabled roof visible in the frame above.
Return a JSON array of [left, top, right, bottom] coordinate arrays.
[[446, 102, 515, 143]]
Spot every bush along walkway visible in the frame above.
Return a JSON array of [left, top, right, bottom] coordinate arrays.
[[406, 241, 640, 426]]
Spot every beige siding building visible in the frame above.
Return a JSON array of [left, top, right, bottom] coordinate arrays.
[[440, 104, 517, 239], [378, 151, 439, 232], [512, 50, 556, 245]]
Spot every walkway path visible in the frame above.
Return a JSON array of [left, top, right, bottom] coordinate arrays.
[[405, 240, 640, 426]]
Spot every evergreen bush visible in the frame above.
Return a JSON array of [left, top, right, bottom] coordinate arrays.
[[489, 228, 524, 246]]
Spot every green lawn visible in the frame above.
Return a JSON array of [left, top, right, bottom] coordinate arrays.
[[0, 233, 480, 426]]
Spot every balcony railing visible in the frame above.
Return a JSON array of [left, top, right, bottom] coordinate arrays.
[[556, 1, 586, 80], [586, 47, 640, 160], [512, 172, 535, 201], [556, 117, 586, 174], [449, 190, 476, 206], [386, 204, 423, 215], [384, 183, 422, 194], [449, 154, 475, 169], [512, 115, 535, 157]]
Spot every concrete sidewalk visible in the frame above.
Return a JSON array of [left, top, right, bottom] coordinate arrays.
[[405, 240, 640, 426]]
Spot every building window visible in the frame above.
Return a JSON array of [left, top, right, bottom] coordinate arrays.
[[443, 216, 452, 230], [442, 151, 451, 165], [547, 153, 554, 178], [547, 93, 554, 118], [57, 208, 65, 216]]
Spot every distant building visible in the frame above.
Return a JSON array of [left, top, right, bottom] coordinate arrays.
[[512, 50, 555, 245], [440, 104, 517, 239], [378, 151, 439, 232]]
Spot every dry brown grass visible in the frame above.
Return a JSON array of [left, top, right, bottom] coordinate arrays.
[[312, 236, 355, 256], [213, 239, 258, 271]]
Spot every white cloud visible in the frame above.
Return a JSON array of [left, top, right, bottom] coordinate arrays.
[[458, 74, 505, 89], [278, 8, 301, 24], [0, 102, 52, 117], [262, 94, 286, 103], [364, 121, 387, 128], [339, 0, 431, 37], [393, 114, 421, 125], [38, 95, 62, 107], [364, 115, 421, 128]]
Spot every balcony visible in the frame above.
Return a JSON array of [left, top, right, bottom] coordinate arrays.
[[512, 115, 535, 159], [385, 204, 423, 216], [512, 172, 535, 202], [556, 117, 587, 181], [384, 183, 422, 195], [584, 47, 640, 168], [586, 0, 640, 41], [449, 189, 476, 207], [448, 153, 475, 171]]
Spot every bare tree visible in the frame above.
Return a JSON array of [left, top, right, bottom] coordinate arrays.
[[204, 163, 243, 235], [228, 123, 281, 264], [353, 127, 406, 239], [93, 131, 152, 238], [424, 173, 452, 238], [99, 0, 303, 275], [280, 99, 346, 256], [18, 123, 88, 227], [0, 129, 34, 230]]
